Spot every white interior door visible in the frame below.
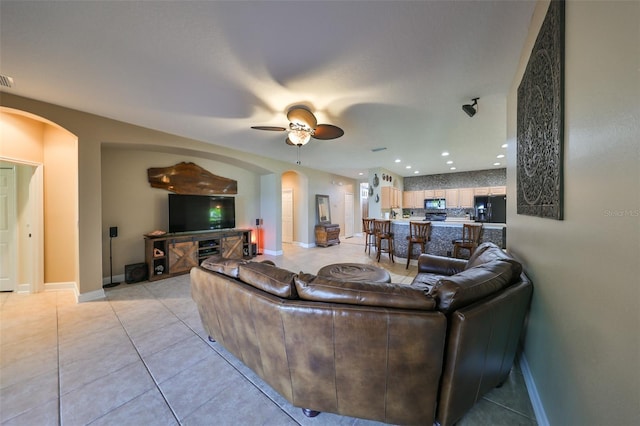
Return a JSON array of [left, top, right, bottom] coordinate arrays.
[[0, 166, 17, 291], [282, 188, 293, 243], [344, 192, 354, 238]]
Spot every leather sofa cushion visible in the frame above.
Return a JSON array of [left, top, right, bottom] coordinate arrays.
[[238, 262, 298, 299], [432, 260, 517, 314], [465, 243, 523, 277], [201, 255, 247, 278], [294, 273, 436, 310], [412, 272, 447, 294]]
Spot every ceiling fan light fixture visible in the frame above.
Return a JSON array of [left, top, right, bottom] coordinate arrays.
[[288, 129, 311, 146]]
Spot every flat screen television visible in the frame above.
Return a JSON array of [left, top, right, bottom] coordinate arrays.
[[168, 194, 236, 233]]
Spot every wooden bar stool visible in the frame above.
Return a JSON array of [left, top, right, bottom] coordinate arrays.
[[362, 218, 376, 254], [406, 221, 431, 269], [374, 219, 394, 263], [452, 223, 483, 259]]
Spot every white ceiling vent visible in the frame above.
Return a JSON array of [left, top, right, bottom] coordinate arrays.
[[0, 75, 14, 88]]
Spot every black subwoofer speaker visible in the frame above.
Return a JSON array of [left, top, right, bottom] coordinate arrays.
[[125, 263, 148, 284]]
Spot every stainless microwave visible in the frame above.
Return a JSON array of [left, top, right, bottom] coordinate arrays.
[[424, 198, 446, 210]]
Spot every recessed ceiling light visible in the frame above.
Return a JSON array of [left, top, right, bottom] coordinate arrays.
[[358, 172, 364, 176], [501, 144, 508, 148], [406, 165, 412, 169], [494, 162, 501, 166], [446, 160, 453, 165], [497, 154, 505, 158], [394, 159, 401, 163], [450, 166, 456, 170], [441, 152, 450, 156], [414, 170, 419, 174]]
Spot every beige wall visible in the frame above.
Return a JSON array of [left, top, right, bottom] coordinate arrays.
[[0, 94, 357, 295], [101, 147, 261, 278], [43, 124, 78, 284], [0, 111, 45, 163], [506, 1, 639, 425]]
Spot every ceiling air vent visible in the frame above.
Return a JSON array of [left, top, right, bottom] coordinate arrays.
[[371, 147, 387, 152], [0, 75, 14, 88]]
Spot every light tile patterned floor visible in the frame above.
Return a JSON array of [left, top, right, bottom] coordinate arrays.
[[0, 236, 536, 425]]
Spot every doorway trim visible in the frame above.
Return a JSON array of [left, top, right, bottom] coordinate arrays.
[[0, 157, 44, 293]]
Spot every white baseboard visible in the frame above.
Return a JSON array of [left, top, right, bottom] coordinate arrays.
[[262, 248, 284, 256], [44, 281, 76, 292], [77, 288, 106, 303], [519, 353, 549, 426], [15, 283, 31, 293]]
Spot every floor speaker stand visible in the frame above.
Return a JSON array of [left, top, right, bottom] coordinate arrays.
[[103, 235, 120, 288]]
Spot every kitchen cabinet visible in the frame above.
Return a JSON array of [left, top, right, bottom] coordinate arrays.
[[474, 186, 507, 196], [458, 188, 475, 208], [444, 188, 474, 208], [489, 186, 506, 195], [434, 189, 446, 198], [445, 189, 459, 208], [403, 190, 424, 209], [381, 187, 401, 209], [423, 189, 434, 199]]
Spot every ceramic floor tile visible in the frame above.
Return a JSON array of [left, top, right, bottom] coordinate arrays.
[[88, 387, 178, 426], [58, 323, 131, 366], [59, 336, 140, 394], [0, 346, 58, 390], [0, 398, 59, 426], [0, 327, 58, 366], [181, 377, 298, 426], [60, 360, 155, 425], [0, 369, 58, 423], [457, 397, 537, 426], [158, 354, 245, 421], [483, 367, 536, 419], [143, 334, 215, 384], [130, 319, 195, 357]]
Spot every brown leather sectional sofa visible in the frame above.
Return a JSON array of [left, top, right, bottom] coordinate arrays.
[[190, 242, 532, 425]]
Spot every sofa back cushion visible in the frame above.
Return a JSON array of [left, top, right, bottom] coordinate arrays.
[[294, 273, 436, 310], [201, 255, 248, 278], [238, 262, 298, 299], [432, 260, 518, 314], [465, 243, 523, 277]]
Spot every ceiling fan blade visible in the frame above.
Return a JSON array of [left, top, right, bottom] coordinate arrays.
[[251, 126, 287, 131], [287, 107, 317, 129], [313, 124, 344, 140]]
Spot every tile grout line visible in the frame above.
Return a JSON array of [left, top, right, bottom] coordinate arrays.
[[85, 288, 182, 426]]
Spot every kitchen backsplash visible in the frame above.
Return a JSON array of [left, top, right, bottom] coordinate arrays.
[[403, 168, 506, 191]]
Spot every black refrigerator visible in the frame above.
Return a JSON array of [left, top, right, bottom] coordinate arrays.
[[474, 195, 507, 223]]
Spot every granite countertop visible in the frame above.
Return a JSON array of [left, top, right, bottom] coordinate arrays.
[[393, 218, 506, 229]]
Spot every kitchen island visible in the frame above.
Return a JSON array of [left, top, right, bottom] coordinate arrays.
[[392, 219, 506, 260]]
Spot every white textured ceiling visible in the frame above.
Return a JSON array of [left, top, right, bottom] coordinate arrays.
[[0, 0, 536, 179]]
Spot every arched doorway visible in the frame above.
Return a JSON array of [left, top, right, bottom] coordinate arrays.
[[0, 108, 78, 293]]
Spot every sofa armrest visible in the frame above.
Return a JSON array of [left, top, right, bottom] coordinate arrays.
[[417, 254, 467, 276]]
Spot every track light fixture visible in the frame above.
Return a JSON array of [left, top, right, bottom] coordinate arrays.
[[462, 98, 479, 117]]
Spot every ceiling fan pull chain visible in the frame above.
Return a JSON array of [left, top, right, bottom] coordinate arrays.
[[296, 146, 302, 165]]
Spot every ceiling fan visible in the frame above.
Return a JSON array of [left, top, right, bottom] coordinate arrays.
[[251, 106, 344, 147]]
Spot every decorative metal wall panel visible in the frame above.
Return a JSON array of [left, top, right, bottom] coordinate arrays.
[[517, 0, 565, 220]]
